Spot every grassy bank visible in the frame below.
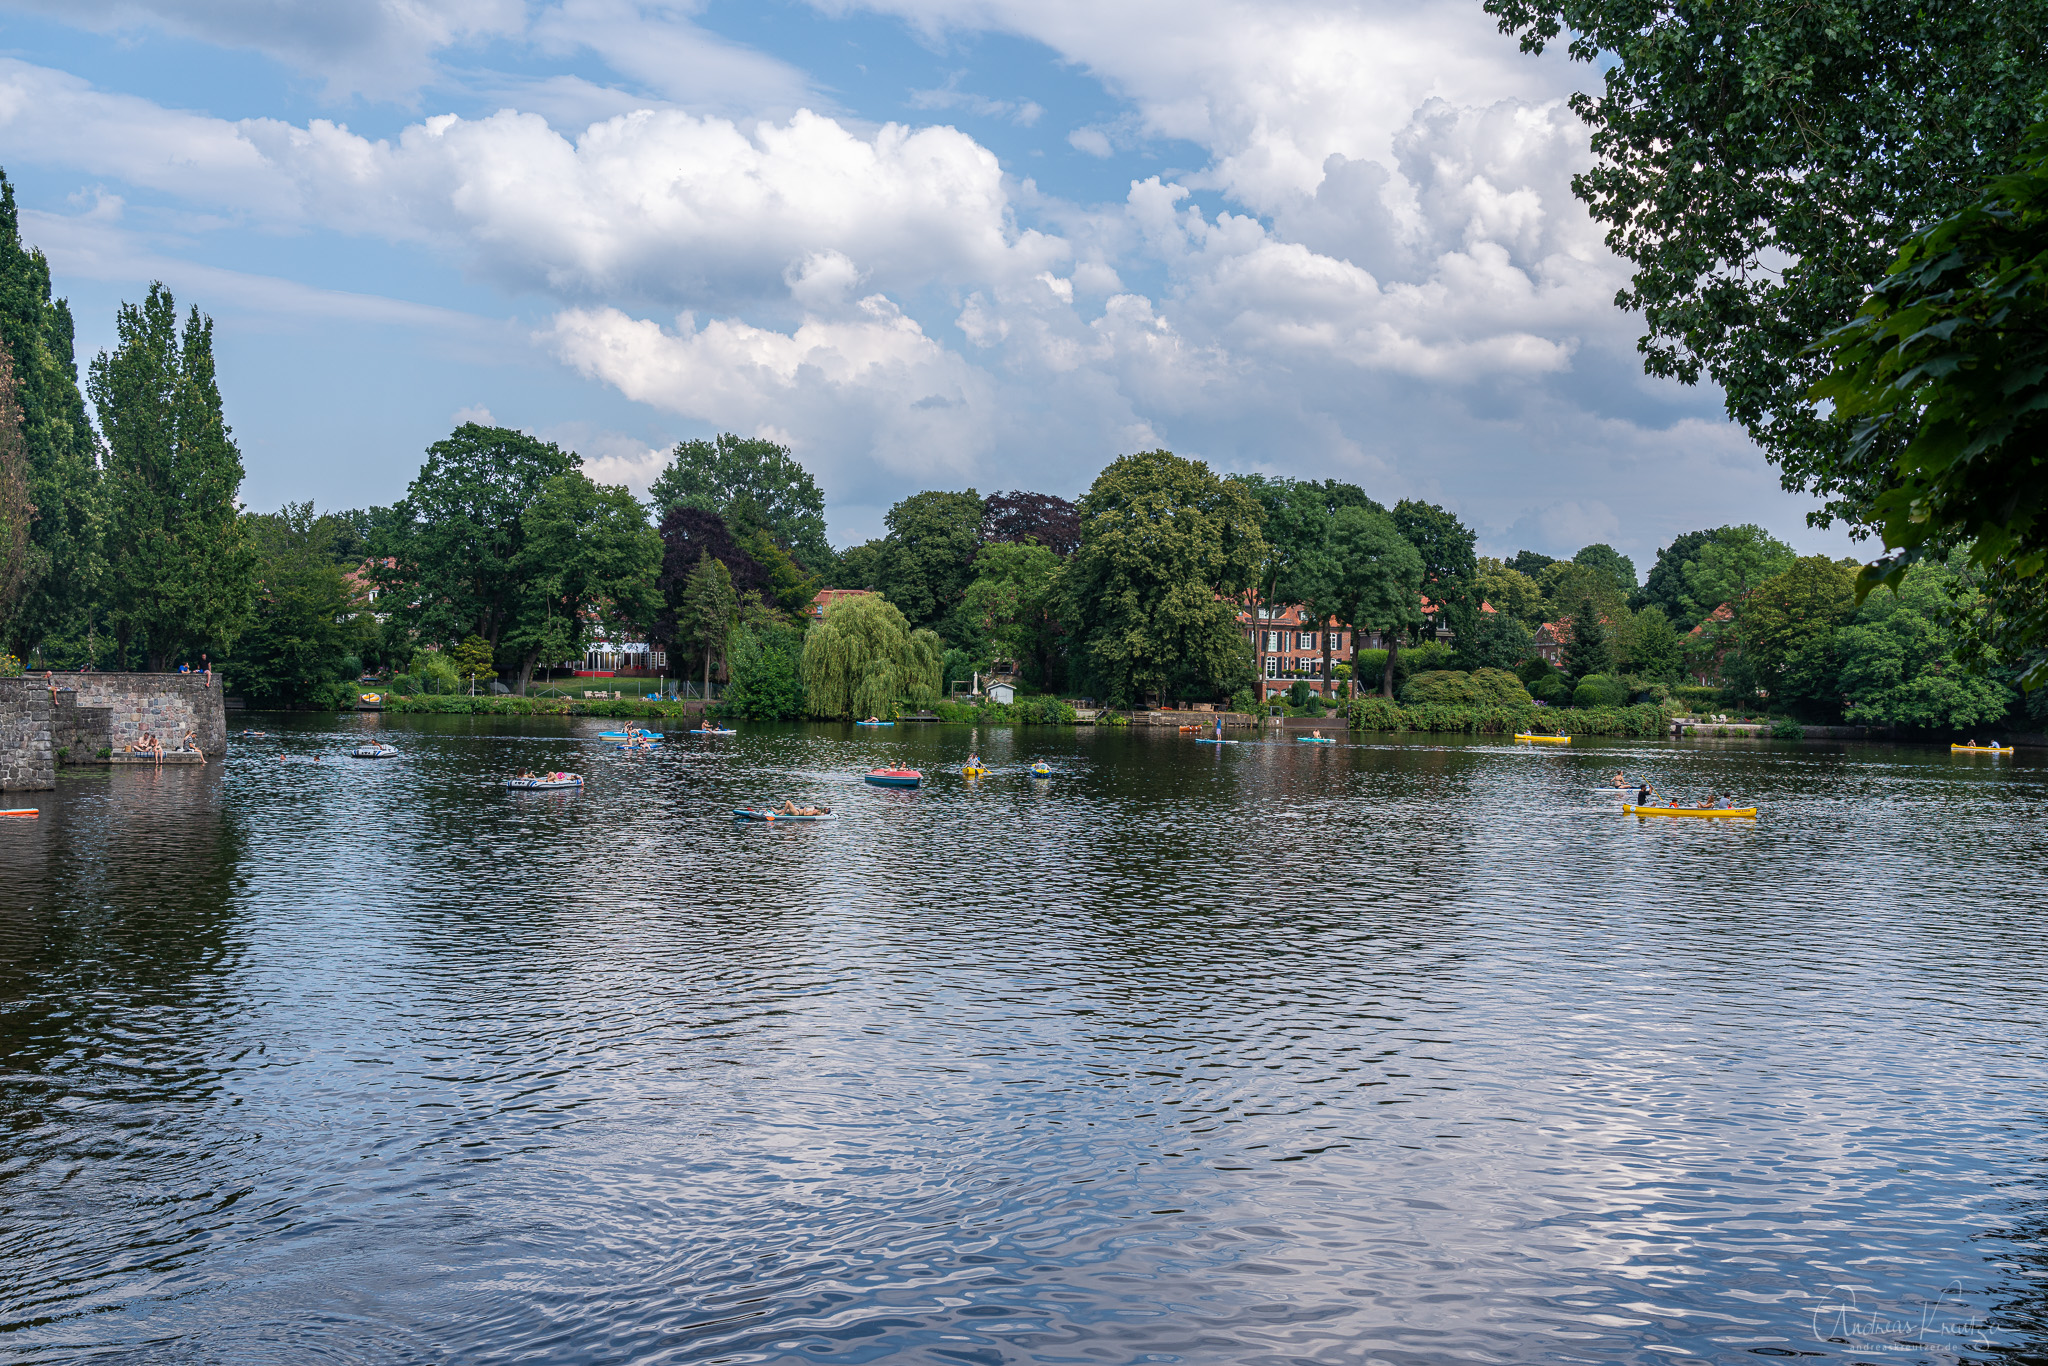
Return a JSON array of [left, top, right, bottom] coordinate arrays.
[[1347, 697, 1674, 737]]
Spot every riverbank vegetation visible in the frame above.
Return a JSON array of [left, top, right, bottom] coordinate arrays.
[[4, 70, 2045, 741]]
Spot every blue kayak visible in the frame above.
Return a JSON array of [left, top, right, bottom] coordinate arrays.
[[1297, 737, 1336, 744], [1194, 738, 1240, 745], [690, 728, 737, 736], [854, 721, 895, 727], [734, 808, 834, 821]]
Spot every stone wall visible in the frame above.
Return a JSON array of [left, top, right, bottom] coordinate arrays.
[[0, 681, 55, 791], [0, 674, 228, 789], [68, 673, 228, 757], [51, 691, 112, 762]]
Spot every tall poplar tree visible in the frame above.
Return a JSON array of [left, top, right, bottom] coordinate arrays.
[[0, 169, 101, 658], [89, 284, 253, 671]]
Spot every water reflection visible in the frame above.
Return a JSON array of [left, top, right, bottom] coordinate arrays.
[[1, 719, 2044, 1361]]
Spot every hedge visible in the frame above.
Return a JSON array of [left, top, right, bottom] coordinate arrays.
[[382, 695, 572, 715], [380, 694, 696, 719], [929, 697, 1080, 724], [1347, 697, 1674, 736]]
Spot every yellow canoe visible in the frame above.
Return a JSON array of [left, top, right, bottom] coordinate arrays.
[[1951, 744, 2012, 753], [1515, 733, 1571, 744], [1625, 804, 1756, 819]]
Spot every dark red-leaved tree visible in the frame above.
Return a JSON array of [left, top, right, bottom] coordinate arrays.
[[654, 506, 770, 647], [981, 490, 1081, 556]]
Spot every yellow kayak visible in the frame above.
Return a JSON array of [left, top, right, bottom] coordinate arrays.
[[962, 766, 989, 777], [1625, 804, 1756, 819], [1515, 733, 1570, 744], [1951, 744, 2012, 753]]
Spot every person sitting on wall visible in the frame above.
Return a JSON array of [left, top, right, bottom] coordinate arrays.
[[178, 662, 190, 673]]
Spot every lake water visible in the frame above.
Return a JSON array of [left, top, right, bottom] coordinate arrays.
[[3, 717, 2045, 1364]]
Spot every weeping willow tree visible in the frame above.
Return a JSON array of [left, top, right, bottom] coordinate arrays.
[[802, 593, 944, 719]]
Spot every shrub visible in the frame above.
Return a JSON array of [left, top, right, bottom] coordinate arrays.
[[1469, 667, 1534, 706], [1772, 718, 1806, 740], [1532, 676, 1570, 704], [1347, 696, 1407, 730], [1572, 673, 1628, 708], [386, 673, 422, 696], [1229, 688, 1255, 715], [1406, 641, 1456, 674], [1673, 684, 1721, 709], [1305, 693, 1327, 715], [1288, 680, 1312, 709], [413, 651, 460, 695], [1402, 670, 1482, 705], [1098, 710, 1129, 726], [0, 652, 21, 677], [1517, 656, 1558, 686]]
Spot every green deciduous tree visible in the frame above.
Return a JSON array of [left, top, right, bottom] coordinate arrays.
[[801, 592, 943, 719], [874, 489, 984, 636], [961, 540, 1064, 689], [1637, 530, 1713, 626], [1812, 119, 2048, 687], [1476, 557, 1547, 628], [448, 635, 497, 693], [89, 284, 254, 671], [1678, 526, 1797, 628], [1573, 543, 1637, 595], [1455, 608, 1533, 672], [1483, 0, 2048, 523], [224, 503, 365, 708], [723, 620, 807, 720], [1743, 557, 1860, 713], [1392, 499, 1478, 641], [1838, 563, 2015, 730], [506, 471, 662, 693], [377, 424, 579, 665], [1060, 450, 1266, 706], [649, 432, 831, 572], [1326, 505, 1424, 698], [1625, 607, 1684, 683], [0, 170, 101, 660]]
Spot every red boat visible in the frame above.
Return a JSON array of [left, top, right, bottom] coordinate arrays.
[[864, 768, 923, 788]]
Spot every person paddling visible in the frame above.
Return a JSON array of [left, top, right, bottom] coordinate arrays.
[[1635, 781, 1654, 807]]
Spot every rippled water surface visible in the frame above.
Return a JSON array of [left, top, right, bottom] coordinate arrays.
[[4, 716, 2047, 1364]]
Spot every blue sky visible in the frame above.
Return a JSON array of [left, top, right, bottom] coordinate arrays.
[[0, 0, 1857, 569]]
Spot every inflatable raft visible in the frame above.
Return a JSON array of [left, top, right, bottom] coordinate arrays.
[[350, 744, 399, 759], [1, 808, 39, 818], [1030, 763, 1053, 778], [962, 765, 989, 777], [506, 774, 582, 790], [864, 768, 922, 787], [1625, 804, 1756, 819]]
